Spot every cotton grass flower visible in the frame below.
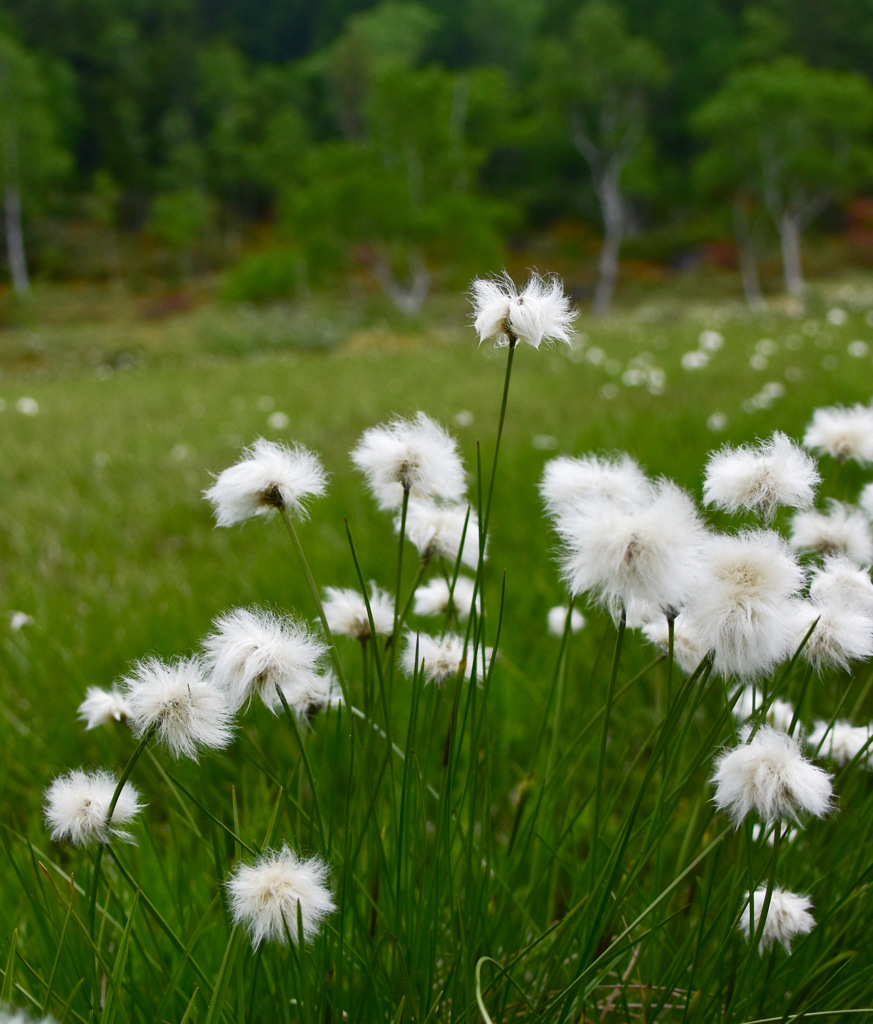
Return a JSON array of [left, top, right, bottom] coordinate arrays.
[[690, 531, 805, 679], [226, 844, 335, 948], [202, 607, 328, 713], [803, 403, 873, 464], [401, 500, 480, 569], [44, 768, 142, 846], [470, 271, 576, 349], [204, 438, 327, 526], [414, 576, 479, 619], [9, 611, 34, 631], [790, 501, 873, 565], [703, 432, 819, 521], [712, 725, 833, 826], [78, 686, 131, 729], [540, 453, 650, 518], [791, 598, 873, 673], [352, 413, 466, 511], [122, 656, 234, 759], [323, 585, 393, 639], [402, 632, 491, 685], [738, 886, 815, 954], [809, 719, 873, 767], [808, 555, 873, 615], [556, 480, 709, 619]]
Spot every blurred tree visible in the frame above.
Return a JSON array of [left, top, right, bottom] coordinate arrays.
[[285, 2, 512, 311], [0, 28, 74, 292], [535, 1, 668, 314], [693, 57, 873, 298]]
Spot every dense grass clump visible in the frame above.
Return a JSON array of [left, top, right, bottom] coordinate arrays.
[[2, 276, 873, 1022]]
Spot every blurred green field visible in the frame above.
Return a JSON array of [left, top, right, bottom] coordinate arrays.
[[3, 274, 873, 1020]]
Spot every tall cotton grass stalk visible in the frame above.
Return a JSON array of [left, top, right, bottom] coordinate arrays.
[[278, 507, 350, 706], [592, 606, 626, 878]]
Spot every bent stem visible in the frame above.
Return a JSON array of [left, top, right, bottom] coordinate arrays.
[[89, 724, 156, 938]]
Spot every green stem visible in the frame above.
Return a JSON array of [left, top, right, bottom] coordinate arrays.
[[89, 725, 155, 938], [274, 683, 325, 846], [280, 509, 349, 707], [592, 606, 626, 879], [482, 339, 516, 543]]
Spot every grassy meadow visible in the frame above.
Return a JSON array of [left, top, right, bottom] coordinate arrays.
[[3, 273, 873, 1022]]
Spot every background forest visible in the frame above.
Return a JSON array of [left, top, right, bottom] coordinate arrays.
[[4, 0, 873, 315]]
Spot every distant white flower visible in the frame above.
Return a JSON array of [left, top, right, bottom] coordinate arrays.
[[202, 607, 327, 713], [826, 307, 847, 325], [808, 555, 873, 615], [642, 614, 709, 675], [808, 719, 873, 767], [352, 413, 466, 511], [0, 1011, 60, 1024], [470, 271, 576, 349], [402, 632, 491, 685], [414, 576, 479, 619], [226, 845, 335, 948], [690, 531, 806, 679], [707, 412, 729, 432], [703, 432, 819, 521], [731, 685, 795, 733], [267, 411, 290, 430], [540, 453, 650, 518], [547, 605, 586, 637], [699, 330, 724, 351], [791, 598, 873, 673], [557, 480, 709, 619], [790, 501, 873, 565], [712, 725, 833, 826], [738, 886, 815, 954], [323, 585, 393, 639], [15, 397, 38, 416], [204, 439, 327, 526], [401, 500, 480, 569], [122, 656, 234, 759], [803, 403, 873, 464], [44, 768, 142, 846], [9, 611, 34, 631], [78, 686, 131, 729], [681, 350, 709, 370]]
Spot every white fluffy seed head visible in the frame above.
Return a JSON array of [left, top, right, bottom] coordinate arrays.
[[401, 500, 481, 569], [808, 555, 873, 615], [540, 453, 650, 519], [402, 632, 468, 685], [703, 432, 819, 521], [712, 725, 833, 826], [414, 576, 480, 619], [77, 686, 131, 730], [470, 271, 576, 349], [351, 413, 466, 511], [44, 768, 142, 846], [689, 531, 806, 679], [122, 656, 235, 759], [204, 439, 327, 527], [803, 403, 873, 464], [557, 479, 709, 619], [323, 585, 394, 639], [738, 886, 815, 954], [792, 598, 873, 673], [202, 607, 328, 713], [790, 501, 873, 565], [226, 845, 335, 948], [809, 719, 873, 767]]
